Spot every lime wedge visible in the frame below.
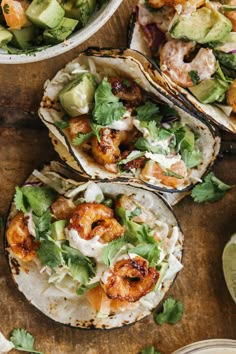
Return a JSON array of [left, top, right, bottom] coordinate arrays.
[[222, 234, 236, 303]]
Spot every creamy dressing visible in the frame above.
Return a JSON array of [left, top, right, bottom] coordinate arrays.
[[65, 228, 105, 261], [145, 152, 181, 168], [107, 110, 134, 131]]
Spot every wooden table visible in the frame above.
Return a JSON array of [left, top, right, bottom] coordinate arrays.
[[0, 1, 236, 353]]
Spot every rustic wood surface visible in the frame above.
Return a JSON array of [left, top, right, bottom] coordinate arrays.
[[0, 1, 236, 353]]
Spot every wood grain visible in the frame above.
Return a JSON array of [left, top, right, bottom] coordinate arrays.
[[0, 1, 236, 353]]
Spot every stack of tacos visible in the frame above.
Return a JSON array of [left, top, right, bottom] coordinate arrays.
[[5, 48, 221, 328], [129, 0, 236, 133]]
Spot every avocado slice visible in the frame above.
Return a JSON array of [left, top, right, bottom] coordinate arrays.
[[59, 73, 96, 117], [170, 7, 232, 44], [43, 17, 78, 44], [188, 78, 229, 104], [214, 50, 236, 70], [0, 25, 13, 47], [26, 0, 65, 29], [10, 26, 39, 49], [51, 220, 67, 240]]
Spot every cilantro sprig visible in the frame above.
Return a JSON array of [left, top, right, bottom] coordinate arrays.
[[191, 172, 233, 203], [10, 328, 44, 354], [154, 297, 184, 325], [92, 77, 126, 125]]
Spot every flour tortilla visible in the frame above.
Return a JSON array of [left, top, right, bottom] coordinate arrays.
[[6, 161, 184, 328], [128, 9, 236, 133], [39, 48, 220, 193]]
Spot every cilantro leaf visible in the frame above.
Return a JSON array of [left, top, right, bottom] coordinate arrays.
[[191, 172, 233, 203], [116, 207, 156, 245], [37, 239, 63, 269], [136, 101, 160, 121], [188, 70, 200, 85], [20, 186, 57, 217], [72, 131, 94, 146], [92, 77, 125, 125], [14, 187, 28, 213], [102, 237, 127, 266], [181, 149, 202, 170], [154, 297, 184, 325], [32, 209, 51, 240], [131, 243, 160, 267], [10, 328, 44, 354], [54, 121, 69, 130], [62, 244, 96, 284], [140, 345, 161, 354]]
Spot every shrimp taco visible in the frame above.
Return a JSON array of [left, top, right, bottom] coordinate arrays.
[[6, 161, 183, 328], [39, 48, 219, 193], [129, 0, 236, 133]]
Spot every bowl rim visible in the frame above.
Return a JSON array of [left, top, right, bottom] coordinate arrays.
[[0, 0, 123, 64], [172, 339, 236, 354]]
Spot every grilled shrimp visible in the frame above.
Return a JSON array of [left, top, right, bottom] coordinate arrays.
[[7, 212, 39, 262], [226, 79, 236, 113], [109, 78, 143, 106], [89, 218, 125, 243], [68, 114, 92, 141], [51, 196, 76, 220], [160, 39, 217, 88], [91, 129, 129, 172], [101, 256, 159, 302], [68, 203, 124, 242], [224, 0, 236, 31], [141, 160, 187, 188]]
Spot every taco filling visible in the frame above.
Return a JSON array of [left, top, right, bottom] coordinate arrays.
[[39, 52, 219, 191], [131, 0, 236, 131], [6, 162, 183, 328]]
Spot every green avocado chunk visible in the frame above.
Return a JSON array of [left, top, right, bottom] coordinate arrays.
[[62, 0, 96, 26], [26, 0, 65, 29], [59, 73, 96, 117], [188, 78, 229, 104], [43, 17, 78, 44], [170, 7, 232, 44], [10, 26, 39, 49], [214, 50, 236, 70], [51, 220, 67, 240], [0, 25, 13, 47]]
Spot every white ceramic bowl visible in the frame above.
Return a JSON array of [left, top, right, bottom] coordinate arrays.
[[0, 0, 123, 64], [172, 339, 236, 354]]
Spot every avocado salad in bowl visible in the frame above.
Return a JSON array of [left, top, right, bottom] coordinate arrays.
[[39, 48, 220, 193], [5, 161, 184, 328], [0, 0, 123, 63], [129, 0, 236, 133]]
